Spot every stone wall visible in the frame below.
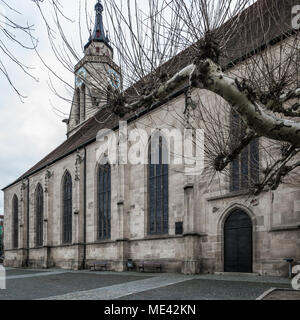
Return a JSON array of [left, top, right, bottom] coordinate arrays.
[[3, 35, 300, 276]]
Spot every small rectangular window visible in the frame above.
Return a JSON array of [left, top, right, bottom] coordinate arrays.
[[175, 222, 183, 235]]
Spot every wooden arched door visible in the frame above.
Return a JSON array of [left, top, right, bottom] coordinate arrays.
[[224, 209, 253, 273]]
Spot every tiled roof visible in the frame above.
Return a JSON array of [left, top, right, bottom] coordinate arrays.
[[3, 0, 298, 190]]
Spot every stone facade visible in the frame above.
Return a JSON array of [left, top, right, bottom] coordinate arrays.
[[3, 88, 300, 275], [2, 2, 300, 276]]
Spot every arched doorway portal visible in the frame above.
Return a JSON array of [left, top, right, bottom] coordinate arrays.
[[224, 209, 252, 272]]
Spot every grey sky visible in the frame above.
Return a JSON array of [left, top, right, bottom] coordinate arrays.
[[0, 0, 243, 213], [0, 0, 157, 214], [0, 0, 98, 213]]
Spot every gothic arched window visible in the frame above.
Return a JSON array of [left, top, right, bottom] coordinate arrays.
[[12, 194, 18, 249], [97, 163, 111, 240], [35, 184, 44, 247], [230, 111, 259, 191], [148, 133, 169, 235], [62, 171, 72, 244]]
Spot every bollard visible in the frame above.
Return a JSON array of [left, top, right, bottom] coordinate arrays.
[[0, 265, 5, 290]]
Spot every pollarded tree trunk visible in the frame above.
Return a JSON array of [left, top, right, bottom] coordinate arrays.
[[117, 58, 300, 147]]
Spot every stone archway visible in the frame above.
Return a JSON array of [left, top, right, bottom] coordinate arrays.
[[224, 209, 253, 273]]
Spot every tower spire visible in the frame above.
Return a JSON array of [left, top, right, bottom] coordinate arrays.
[[84, 0, 111, 51]]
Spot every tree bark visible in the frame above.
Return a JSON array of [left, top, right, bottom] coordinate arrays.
[[121, 59, 300, 147]]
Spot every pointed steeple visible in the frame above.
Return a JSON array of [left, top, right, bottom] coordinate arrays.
[[84, 0, 111, 51]]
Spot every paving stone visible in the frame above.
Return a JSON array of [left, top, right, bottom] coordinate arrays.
[[42, 274, 193, 300], [0, 268, 294, 300], [262, 289, 300, 300]]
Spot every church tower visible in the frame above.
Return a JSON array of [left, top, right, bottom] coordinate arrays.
[[67, 0, 121, 137]]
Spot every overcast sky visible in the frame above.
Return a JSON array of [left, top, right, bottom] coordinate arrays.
[[0, 0, 99, 213], [0, 0, 158, 214], [0, 0, 248, 213]]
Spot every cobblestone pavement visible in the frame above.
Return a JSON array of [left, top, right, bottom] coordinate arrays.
[[118, 278, 290, 300], [0, 268, 152, 300], [262, 289, 300, 300], [42, 274, 193, 300], [0, 267, 292, 300], [193, 273, 291, 284]]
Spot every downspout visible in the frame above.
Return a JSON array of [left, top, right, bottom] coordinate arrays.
[[83, 146, 87, 269], [26, 178, 29, 267]]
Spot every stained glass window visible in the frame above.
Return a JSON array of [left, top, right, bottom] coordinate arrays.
[[148, 134, 168, 234], [35, 184, 44, 247], [97, 163, 111, 240], [63, 171, 72, 244], [12, 195, 18, 249], [230, 111, 259, 191]]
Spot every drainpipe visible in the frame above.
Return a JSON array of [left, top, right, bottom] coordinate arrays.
[[26, 178, 30, 267], [83, 146, 87, 269]]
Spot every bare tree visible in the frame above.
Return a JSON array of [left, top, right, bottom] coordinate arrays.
[[33, 0, 300, 194], [0, 0, 45, 98]]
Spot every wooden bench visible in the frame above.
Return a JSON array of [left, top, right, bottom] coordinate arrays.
[[90, 260, 108, 271], [138, 261, 162, 272]]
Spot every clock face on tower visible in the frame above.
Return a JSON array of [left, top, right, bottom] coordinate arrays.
[[75, 67, 87, 87], [107, 68, 120, 89]]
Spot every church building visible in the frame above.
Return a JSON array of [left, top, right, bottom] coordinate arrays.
[[2, 0, 300, 276]]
